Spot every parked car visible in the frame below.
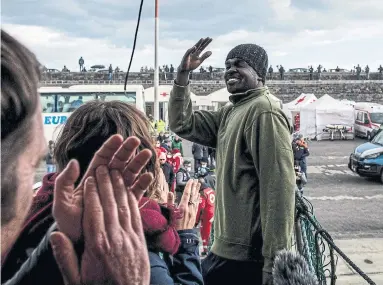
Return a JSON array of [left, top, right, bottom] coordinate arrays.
[[348, 130, 383, 183]]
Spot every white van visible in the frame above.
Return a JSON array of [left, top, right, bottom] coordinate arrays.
[[354, 103, 383, 140]]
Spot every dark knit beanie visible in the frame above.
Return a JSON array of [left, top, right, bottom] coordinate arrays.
[[226, 44, 268, 82]]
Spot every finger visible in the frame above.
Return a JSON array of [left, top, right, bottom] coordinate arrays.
[[179, 179, 193, 208], [194, 38, 204, 50], [53, 160, 80, 214], [167, 192, 175, 207], [192, 181, 201, 203], [123, 149, 153, 186], [83, 176, 106, 244], [184, 46, 197, 59], [108, 136, 140, 170], [190, 180, 198, 205], [80, 134, 123, 186], [183, 38, 203, 59], [199, 37, 213, 52], [96, 166, 119, 231], [200, 51, 212, 63], [50, 232, 81, 285], [130, 172, 154, 202], [127, 186, 146, 236], [195, 37, 211, 56], [111, 169, 130, 230]]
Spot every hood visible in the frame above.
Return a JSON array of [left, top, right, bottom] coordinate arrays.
[[355, 142, 382, 154], [228, 87, 269, 105], [360, 146, 383, 159], [27, 173, 57, 221], [200, 182, 210, 191]]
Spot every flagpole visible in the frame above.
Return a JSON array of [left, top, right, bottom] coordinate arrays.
[[153, 0, 160, 122]]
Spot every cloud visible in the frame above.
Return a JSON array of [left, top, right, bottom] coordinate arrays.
[[2, 0, 382, 72]]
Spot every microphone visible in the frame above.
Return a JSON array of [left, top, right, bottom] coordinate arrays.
[[273, 250, 319, 285]]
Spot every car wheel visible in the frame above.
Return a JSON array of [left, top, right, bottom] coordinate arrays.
[[380, 170, 383, 184]]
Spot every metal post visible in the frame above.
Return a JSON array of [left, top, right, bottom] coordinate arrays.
[[153, 0, 160, 122]]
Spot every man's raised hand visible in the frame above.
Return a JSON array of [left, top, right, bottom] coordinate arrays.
[[178, 37, 213, 73]]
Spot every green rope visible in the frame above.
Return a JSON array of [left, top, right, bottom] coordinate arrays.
[[299, 212, 327, 284]]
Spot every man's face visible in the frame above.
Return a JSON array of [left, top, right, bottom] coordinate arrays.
[[201, 163, 207, 168], [2, 106, 47, 253], [159, 154, 166, 165], [224, 58, 260, 94]]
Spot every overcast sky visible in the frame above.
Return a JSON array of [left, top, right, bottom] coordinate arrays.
[[2, 0, 383, 72]]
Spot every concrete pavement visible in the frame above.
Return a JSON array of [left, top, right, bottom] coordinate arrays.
[[330, 239, 383, 285]]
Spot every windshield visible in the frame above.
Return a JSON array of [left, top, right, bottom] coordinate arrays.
[[370, 112, 383, 124], [372, 131, 383, 145]]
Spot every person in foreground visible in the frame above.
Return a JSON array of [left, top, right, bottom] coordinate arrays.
[[169, 37, 296, 285], [1, 29, 151, 285]]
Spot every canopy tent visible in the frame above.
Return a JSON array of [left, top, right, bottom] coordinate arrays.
[[208, 87, 282, 106], [144, 86, 197, 103], [300, 94, 355, 140], [283, 93, 317, 131], [284, 93, 317, 113]]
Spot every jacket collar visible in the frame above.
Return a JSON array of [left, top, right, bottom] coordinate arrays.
[[229, 86, 269, 105]]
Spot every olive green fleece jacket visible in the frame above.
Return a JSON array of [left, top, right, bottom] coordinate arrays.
[[169, 83, 296, 273]]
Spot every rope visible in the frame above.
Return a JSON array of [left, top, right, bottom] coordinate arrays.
[[124, 0, 145, 91], [296, 193, 376, 285]]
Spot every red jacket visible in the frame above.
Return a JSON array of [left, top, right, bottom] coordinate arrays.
[[195, 185, 215, 249], [171, 149, 183, 173]]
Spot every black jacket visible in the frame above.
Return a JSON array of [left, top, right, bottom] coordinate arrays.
[[191, 143, 204, 160], [149, 229, 203, 285], [2, 223, 65, 285], [161, 162, 175, 185]]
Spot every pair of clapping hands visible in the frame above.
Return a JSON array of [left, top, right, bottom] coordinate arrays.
[[50, 135, 200, 285]]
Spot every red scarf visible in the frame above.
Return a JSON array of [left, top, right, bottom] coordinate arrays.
[[139, 197, 181, 255]]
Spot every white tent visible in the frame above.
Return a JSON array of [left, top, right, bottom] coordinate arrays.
[[284, 93, 317, 113], [300, 94, 355, 140], [283, 94, 317, 128], [144, 86, 197, 103], [208, 87, 282, 105]]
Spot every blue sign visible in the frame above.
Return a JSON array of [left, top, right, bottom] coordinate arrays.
[[44, 115, 68, 125]]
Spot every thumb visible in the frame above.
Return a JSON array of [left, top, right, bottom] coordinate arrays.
[[50, 232, 81, 285], [167, 192, 175, 207], [53, 160, 80, 214]]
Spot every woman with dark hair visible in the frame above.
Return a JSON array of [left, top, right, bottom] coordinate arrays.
[[2, 101, 203, 285]]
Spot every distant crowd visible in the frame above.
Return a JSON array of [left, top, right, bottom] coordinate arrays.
[[42, 56, 383, 81]]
